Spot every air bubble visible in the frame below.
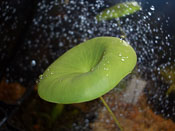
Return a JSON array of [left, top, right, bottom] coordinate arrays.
[[59, 42, 64, 47], [31, 60, 36, 66], [148, 12, 152, 16], [150, 5, 155, 11]]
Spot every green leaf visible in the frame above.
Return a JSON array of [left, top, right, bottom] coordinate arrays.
[[166, 84, 175, 96], [159, 65, 175, 95], [96, 1, 142, 21], [160, 65, 175, 84], [38, 37, 137, 104]]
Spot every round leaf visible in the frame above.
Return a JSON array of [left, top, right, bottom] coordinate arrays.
[[38, 37, 137, 104]]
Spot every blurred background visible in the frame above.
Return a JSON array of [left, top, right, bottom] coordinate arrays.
[[0, 0, 175, 130]]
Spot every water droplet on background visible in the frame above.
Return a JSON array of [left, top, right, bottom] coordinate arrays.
[[31, 60, 36, 66], [148, 12, 152, 16], [150, 5, 155, 11]]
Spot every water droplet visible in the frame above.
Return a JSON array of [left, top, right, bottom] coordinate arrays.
[[106, 10, 110, 14], [150, 5, 155, 11], [39, 75, 43, 80], [36, 79, 39, 84], [130, 28, 133, 32], [104, 68, 109, 71], [148, 12, 152, 16], [119, 53, 122, 57], [19, 78, 23, 82], [121, 58, 125, 62], [59, 42, 64, 47], [31, 60, 36, 66], [151, 48, 154, 53], [132, 2, 138, 6], [155, 36, 159, 39], [122, 41, 129, 46]]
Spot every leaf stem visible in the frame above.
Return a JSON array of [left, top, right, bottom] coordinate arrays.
[[100, 96, 123, 131], [116, 20, 126, 38]]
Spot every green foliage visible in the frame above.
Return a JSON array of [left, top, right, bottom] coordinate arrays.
[[160, 65, 175, 95], [38, 37, 137, 104], [166, 84, 175, 95], [51, 104, 64, 122], [96, 1, 142, 21]]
